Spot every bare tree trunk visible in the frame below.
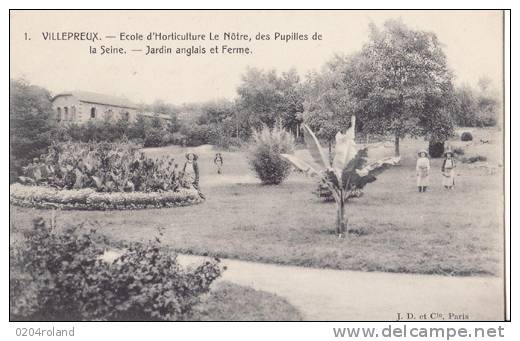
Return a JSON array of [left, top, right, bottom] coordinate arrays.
[[328, 140, 333, 166], [394, 133, 400, 157]]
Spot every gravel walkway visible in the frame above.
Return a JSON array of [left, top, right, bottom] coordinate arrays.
[[178, 255, 505, 321]]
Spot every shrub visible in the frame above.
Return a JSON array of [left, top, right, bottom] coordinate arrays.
[[248, 125, 295, 185], [453, 147, 465, 156], [461, 132, 473, 141], [180, 123, 214, 146], [428, 141, 445, 158], [19, 141, 183, 193], [144, 130, 168, 147], [10, 219, 222, 321]]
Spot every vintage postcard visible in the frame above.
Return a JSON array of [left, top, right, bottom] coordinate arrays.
[[9, 9, 509, 323]]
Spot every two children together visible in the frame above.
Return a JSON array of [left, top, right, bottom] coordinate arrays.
[[416, 149, 456, 192]]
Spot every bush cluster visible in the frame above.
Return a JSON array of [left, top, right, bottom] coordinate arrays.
[[179, 122, 242, 149], [54, 116, 179, 148], [248, 125, 295, 185], [20, 141, 183, 193], [10, 219, 222, 321]]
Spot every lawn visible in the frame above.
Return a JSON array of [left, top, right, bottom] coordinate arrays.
[[193, 281, 302, 321], [10, 128, 505, 276]]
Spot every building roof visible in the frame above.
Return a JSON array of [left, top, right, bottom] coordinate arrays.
[[53, 91, 138, 109]]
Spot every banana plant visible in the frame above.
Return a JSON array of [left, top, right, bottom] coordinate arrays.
[[281, 116, 400, 237]]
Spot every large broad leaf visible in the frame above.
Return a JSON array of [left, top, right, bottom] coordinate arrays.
[[302, 124, 329, 171], [91, 176, 103, 190], [356, 156, 400, 177], [73, 169, 85, 189], [349, 157, 400, 196], [83, 153, 97, 173], [332, 116, 357, 188], [280, 154, 320, 177], [342, 148, 369, 175], [340, 148, 369, 191], [332, 133, 356, 172], [341, 150, 400, 194]]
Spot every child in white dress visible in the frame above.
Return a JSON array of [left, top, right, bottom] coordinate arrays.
[[416, 150, 430, 193]]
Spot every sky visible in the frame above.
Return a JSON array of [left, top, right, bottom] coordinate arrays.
[[10, 10, 504, 105]]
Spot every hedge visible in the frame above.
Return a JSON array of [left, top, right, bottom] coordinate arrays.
[[10, 183, 204, 210]]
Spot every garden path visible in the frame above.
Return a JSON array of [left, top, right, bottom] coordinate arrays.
[[178, 254, 505, 321]]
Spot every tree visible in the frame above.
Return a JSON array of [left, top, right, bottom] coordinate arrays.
[[236, 67, 304, 134], [453, 85, 478, 126], [9, 78, 55, 181], [302, 56, 354, 158], [475, 76, 500, 127], [128, 115, 149, 140], [343, 20, 455, 156], [281, 116, 399, 237], [278, 69, 305, 135], [452, 78, 500, 128]]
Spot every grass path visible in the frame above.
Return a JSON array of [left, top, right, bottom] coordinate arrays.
[[179, 254, 505, 321]]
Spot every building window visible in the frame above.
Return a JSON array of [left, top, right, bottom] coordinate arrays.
[[71, 106, 77, 121], [123, 111, 130, 121], [64, 107, 69, 121], [90, 107, 96, 119], [56, 107, 62, 122]]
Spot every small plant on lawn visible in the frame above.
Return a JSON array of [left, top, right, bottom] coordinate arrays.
[[10, 218, 222, 321], [281, 116, 400, 237], [461, 132, 473, 141], [248, 124, 295, 185], [453, 147, 465, 156], [462, 155, 488, 164]]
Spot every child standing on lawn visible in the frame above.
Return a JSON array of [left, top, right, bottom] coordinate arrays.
[[182, 152, 200, 190], [441, 150, 456, 190], [182, 152, 205, 199], [214, 153, 224, 174], [416, 150, 430, 193]]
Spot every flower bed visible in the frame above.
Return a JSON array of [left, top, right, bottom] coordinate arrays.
[[20, 141, 182, 193], [10, 183, 204, 210]]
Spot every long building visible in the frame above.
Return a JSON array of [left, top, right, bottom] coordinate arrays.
[[51, 91, 171, 124]]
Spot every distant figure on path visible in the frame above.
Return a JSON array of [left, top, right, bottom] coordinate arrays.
[[214, 153, 224, 174], [182, 152, 200, 190], [416, 150, 430, 193], [441, 150, 456, 190]]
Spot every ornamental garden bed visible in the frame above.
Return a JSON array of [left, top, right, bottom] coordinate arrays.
[[10, 141, 204, 210], [9, 183, 203, 210]]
